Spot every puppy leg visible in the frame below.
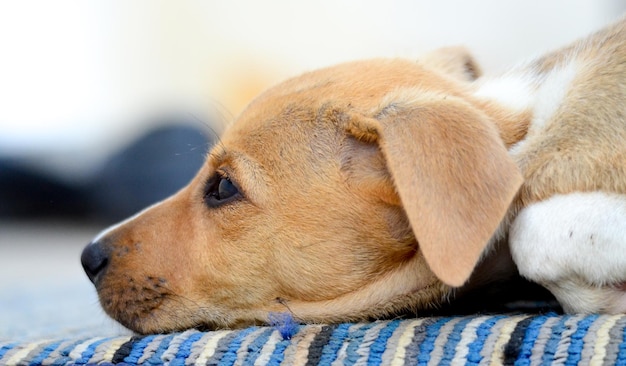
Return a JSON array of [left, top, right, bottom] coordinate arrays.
[[510, 192, 626, 314]]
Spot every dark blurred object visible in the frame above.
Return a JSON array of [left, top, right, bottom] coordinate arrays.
[[0, 124, 213, 223], [0, 160, 90, 218], [92, 124, 210, 221]]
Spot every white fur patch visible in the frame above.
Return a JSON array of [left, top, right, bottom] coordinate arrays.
[[507, 61, 578, 156], [510, 192, 626, 313], [531, 61, 578, 130], [473, 72, 535, 113]]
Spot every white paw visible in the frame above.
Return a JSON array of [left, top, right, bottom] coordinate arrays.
[[510, 192, 626, 313]]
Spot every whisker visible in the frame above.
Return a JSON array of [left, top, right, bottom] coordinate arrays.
[[207, 97, 236, 129], [187, 112, 229, 160]]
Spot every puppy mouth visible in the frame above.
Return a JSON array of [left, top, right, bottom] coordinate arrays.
[[95, 275, 248, 334], [96, 275, 176, 332]]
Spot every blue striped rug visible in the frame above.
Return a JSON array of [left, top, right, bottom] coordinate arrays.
[[2, 313, 625, 365]]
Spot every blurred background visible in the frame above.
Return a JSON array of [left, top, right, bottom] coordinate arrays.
[[0, 0, 624, 340]]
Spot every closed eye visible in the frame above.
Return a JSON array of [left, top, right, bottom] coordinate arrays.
[[204, 173, 242, 207]]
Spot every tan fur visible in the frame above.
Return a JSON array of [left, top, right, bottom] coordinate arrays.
[[83, 16, 626, 333], [513, 19, 626, 206]]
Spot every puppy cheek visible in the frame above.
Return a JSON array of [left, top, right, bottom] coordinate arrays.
[[189, 245, 279, 311]]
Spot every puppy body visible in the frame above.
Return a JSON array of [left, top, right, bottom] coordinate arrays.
[[472, 18, 626, 313], [476, 19, 626, 207], [81, 17, 626, 333]]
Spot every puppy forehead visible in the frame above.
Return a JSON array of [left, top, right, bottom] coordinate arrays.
[[223, 58, 456, 142], [212, 58, 462, 183], [235, 58, 453, 122]]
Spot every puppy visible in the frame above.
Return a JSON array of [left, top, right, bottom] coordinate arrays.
[[82, 17, 626, 334]]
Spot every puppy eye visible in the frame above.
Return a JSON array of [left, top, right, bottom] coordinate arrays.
[[204, 174, 241, 207]]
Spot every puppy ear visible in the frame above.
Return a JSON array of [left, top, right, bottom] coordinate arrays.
[[418, 46, 482, 81], [346, 92, 522, 287]]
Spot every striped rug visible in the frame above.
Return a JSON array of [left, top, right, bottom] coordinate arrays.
[[2, 313, 625, 365]]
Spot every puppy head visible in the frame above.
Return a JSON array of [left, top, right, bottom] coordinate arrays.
[[83, 50, 522, 333]]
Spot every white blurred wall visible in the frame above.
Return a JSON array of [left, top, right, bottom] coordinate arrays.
[[0, 0, 624, 178]]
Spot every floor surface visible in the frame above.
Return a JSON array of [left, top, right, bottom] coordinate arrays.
[[0, 220, 130, 341]]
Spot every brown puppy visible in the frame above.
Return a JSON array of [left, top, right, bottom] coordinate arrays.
[[82, 17, 626, 333]]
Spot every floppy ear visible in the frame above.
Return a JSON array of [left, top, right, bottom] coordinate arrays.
[[418, 46, 482, 81], [347, 92, 522, 287]]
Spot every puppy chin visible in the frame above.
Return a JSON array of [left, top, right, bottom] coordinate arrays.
[[105, 300, 257, 334]]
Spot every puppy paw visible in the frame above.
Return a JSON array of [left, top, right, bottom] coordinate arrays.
[[510, 192, 626, 313]]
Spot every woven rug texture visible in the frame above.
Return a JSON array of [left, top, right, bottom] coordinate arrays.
[[2, 313, 626, 365]]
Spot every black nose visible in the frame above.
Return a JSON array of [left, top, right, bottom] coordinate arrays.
[[81, 240, 110, 284]]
